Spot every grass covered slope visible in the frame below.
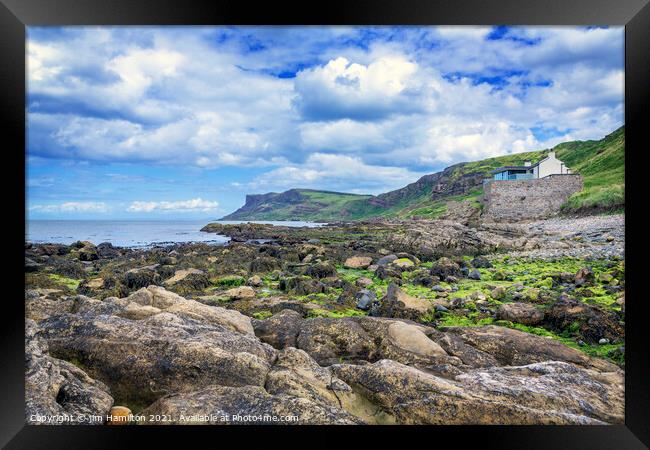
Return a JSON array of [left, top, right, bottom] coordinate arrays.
[[221, 189, 373, 221], [222, 127, 624, 221], [556, 126, 625, 213]]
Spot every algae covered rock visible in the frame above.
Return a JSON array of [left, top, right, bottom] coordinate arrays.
[[430, 257, 462, 281], [305, 262, 337, 279], [370, 283, 434, 321]]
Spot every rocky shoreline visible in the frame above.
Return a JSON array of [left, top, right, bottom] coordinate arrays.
[[25, 214, 625, 425]]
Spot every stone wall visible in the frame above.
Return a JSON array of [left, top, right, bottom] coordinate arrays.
[[483, 174, 583, 222]]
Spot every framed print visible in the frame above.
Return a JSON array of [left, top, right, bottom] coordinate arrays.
[[3, 0, 649, 447]]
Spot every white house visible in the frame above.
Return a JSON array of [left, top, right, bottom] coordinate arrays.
[[491, 152, 572, 181]]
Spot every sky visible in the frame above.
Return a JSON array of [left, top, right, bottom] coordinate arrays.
[[26, 26, 624, 220]]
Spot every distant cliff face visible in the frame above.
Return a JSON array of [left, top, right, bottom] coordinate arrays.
[[222, 167, 488, 222], [374, 164, 485, 206], [221, 189, 372, 221], [221, 126, 624, 221]]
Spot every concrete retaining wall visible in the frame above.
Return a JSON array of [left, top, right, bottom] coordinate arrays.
[[483, 174, 583, 221]]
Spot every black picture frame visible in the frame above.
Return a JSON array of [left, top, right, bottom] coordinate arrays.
[[4, 0, 649, 447]]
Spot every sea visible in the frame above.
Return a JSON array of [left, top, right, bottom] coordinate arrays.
[[26, 220, 324, 248]]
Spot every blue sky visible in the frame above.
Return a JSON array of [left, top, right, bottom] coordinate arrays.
[[26, 26, 624, 219]]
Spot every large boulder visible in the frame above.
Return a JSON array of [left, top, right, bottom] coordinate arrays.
[[26, 294, 74, 322], [36, 287, 273, 408], [126, 286, 255, 334], [442, 325, 618, 372], [496, 302, 545, 326], [141, 384, 360, 425], [296, 318, 377, 366], [331, 359, 623, 424], [254, 313, 460, 372], [26, 320, 113, 424], [265, 347, 354, 410]]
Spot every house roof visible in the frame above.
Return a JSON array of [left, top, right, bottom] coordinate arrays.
[[491, 154, 557, 174], [490, 165, 537, 174]]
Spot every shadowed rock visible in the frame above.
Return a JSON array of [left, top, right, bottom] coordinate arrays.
[[26, 320, 113, 424]]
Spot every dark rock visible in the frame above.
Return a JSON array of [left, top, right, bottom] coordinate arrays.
[[280, 276, 326, 295], [430, 257, 462, 281], [370, 283, 433, 321], [96, 242, 120, 259], [355, 289, 376, 310], [468, 269, 481, 280], [25, 319, 113, 424], [53, 261, 87, 279], [123, 270, 161, 290], [249, 256, 280, 274], [544, 298, 624, 344], [173, 273, 212, 291], [77, 243, 99, 262], [411, 271, 439, 287], [253, 309, 303, 349], [471, 256, 492, 269], [305, 262, 337, 279], [25, 257, 41, 272], [376, 255, 398, 266], [375, 265, 402, 282]]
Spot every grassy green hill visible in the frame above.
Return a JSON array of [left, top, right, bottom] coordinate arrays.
[[221, 189, 373, 221], [222, 126, 624, 221], [555, 126, 624, 213]]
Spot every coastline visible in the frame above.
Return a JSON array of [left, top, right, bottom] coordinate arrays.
[[25, 214, 625, 424]]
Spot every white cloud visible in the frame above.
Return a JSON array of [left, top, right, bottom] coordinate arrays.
[[29, 201, 109, 213], [127, 198, 218, 213], [299, 119, 392, 153], [27, 26, 624, 197], [293, 55, 424, 120], [248, 153, 425, 195]]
